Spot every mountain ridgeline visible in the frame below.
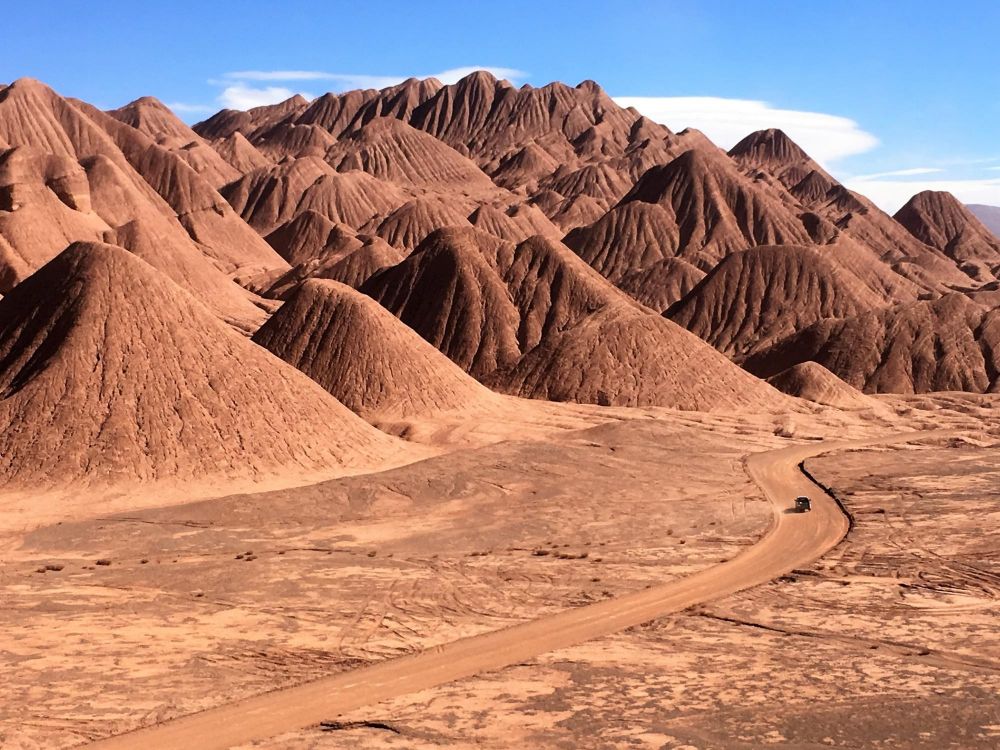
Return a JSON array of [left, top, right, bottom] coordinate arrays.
[[1, 70, 999, 486]]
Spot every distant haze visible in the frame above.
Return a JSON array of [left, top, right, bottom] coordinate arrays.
[[967, 204, 1000, 239]]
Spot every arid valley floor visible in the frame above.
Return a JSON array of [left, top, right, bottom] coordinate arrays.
[[4, 394, 1000, 749]]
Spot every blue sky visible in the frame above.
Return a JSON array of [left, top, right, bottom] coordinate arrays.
[[2, 1, 998, 210]]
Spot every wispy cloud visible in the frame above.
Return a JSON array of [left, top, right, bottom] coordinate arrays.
[[424, 66, 528, 85], [211, 66, 529, 112], [224, 70, 350, 82], [217, 83, 314, 110], [223, 66, 527, 88], [613, 96, 879, 165], [165, 101, 216, 115], [849, 167, 944, 180]]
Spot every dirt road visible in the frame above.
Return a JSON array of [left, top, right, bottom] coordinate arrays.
[[84, 433, 927, 749]]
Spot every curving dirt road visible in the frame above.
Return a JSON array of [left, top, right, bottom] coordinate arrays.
[[85, 433, 929, 749]]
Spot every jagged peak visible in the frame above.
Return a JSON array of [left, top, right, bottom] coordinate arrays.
[[894, 189, 1000, 266], [728, 128, 811, 165], [898, 189, 967, 215], [575, 79, 604, 95], [455, 69, 501, 89], [383, 76, 443, 96], [620, 146, 735, 204], [248, 93, 309, 116], [7, 77, 50, 91], [115, 95, 171, 112], [629, 115, 673, 140]]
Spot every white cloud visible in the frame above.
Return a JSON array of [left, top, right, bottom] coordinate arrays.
[[613, 96, 879, 165], [428, 66, 528, 85], [224, 70, 350, 82], [165, 101, 215, 115], [850, 167, 944, 180], [218, 83, 314, 110], [844, 176, 1000, 213], [206, 66, 529, 114], [221, 66, 528, 91]]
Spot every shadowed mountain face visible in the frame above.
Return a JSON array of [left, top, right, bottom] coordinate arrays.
[[253, 278, 493, 418], [667, 245, 884, 360], [744, 294, 1000, 394], [894, 191, 1000, 282], [728, 128, 975, 291], [616, 258, 705, 314], [359, 227, 789, 410]]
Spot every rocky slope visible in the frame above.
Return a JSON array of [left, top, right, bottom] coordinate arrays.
[[766, 361, 876, 409], [744, 294, 1000, 394], [253, 279, 493, 418], [667, 244, 884, 359], [362, 227, 789, 410], [894, 191, 1000, 282], [0, 242, 402, 485]]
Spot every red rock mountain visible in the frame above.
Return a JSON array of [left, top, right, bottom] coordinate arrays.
[[766, 362, 875, 410], [0, 78, 287, 308], [894, 191, 1000, 282], [371, 196, 475, 250], [107, 96, 240, 187], [38, 86, 284, 275], [667, 245, 884, 359], [361, 227, 788, 410], [616, 258, 705, 314], [194, 94, 310, 141], [729, 128, 973, 291], [618, 148, 812, 262], [222, 157, 406, 234], [0, 242, 402, 485], [2, 67, 998, 462], [213, 131, 272, 173], [564, 201, 683, 279], [265, 210, 356, 266], [744, 294, 1000, 394], [194, 72, 688, 239], [325, 117, 498, 192], [253, 279, 492, 418], [190, 78, 1000, 402], [260, 227, 405, 300]]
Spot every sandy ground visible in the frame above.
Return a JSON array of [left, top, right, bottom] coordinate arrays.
[[1, 395, 998, 749], [234, 436, 1000, 750]]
